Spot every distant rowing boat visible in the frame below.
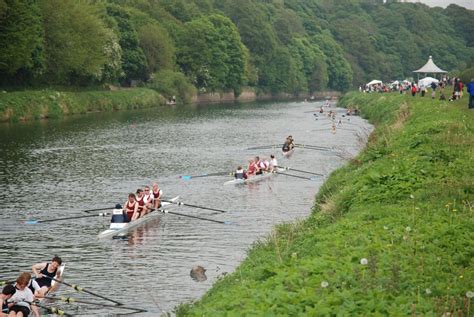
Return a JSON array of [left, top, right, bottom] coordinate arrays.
[[98, 196, 179, 239]]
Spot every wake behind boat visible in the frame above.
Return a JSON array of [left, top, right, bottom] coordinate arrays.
[[98, 196, 179, 239]]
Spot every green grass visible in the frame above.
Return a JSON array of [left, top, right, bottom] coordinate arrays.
[[176, 92, 474, 316], [0, 88, 165, 122]]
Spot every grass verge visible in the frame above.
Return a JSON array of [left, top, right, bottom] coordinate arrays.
[[0, 88, 165, 122], [176, 92, 473, 316]]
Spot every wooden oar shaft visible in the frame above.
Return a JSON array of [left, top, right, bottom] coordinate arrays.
[[82, 207, 114, 213], [45, 277, 123, 306], [247, 144, 282, 150], [276, 171, 315, 180], [27, 213, 110, 224], [278, 166, 324, 176], [29, 301, 73, 317], [160, 209, 228, 224], [162, 200, 229, 213], [45, 296, 146, 313]]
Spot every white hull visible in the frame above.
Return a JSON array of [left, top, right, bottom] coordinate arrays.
[[98, 196, 179, 239], [224, 169, 284, 185]]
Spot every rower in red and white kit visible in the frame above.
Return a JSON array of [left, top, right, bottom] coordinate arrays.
[[254, 156, 264, 175], [135, 188, 149, 218], [151, 182, 163, 209], [143, 185, 154, 210], [124, 193, 139, 221], [247, 159, 257, 177]]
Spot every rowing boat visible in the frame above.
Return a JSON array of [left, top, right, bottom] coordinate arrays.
[[224, 168, 284, 186], [97, 196, 179, 239]]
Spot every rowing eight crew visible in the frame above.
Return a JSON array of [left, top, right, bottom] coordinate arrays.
[[234, 155, 278, 179], [1, 256, 62, 317], [122, 182, 162, 222]]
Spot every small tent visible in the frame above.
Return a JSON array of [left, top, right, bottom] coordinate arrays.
[[418, 77, 439, 89], [366, 80, 382, 86]]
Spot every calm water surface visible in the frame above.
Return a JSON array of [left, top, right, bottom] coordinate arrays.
[[0, 100, 372, 316]]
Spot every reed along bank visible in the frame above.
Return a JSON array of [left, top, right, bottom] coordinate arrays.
[[177, 92, 473, 315]]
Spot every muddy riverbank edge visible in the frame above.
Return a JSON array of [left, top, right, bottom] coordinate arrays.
[[175, 92, 473, 315]]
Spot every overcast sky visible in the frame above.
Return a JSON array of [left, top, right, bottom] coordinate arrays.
[[408, 0, 474, 9]]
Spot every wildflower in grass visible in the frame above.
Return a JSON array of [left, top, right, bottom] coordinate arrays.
[[405, 226, 411, 232], [321, 281, 329, 288], [383, 226, 389, 230], [425, 288, 432, 295], [467, 291, 474, 298], [360, 258, 368, 265], [410, 194, 414, 199]]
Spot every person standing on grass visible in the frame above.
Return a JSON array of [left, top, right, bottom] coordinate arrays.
[[467, 78, 474, 109]]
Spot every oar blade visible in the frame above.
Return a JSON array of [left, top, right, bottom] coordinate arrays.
[[25, 220, 40, 225], [180, 175, 192, 180]]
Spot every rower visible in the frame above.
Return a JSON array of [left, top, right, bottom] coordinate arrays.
[[1, 284, 15, 317], [143, 185, 154, 210], [32, 256, 62, 298], [151, 182, 163, 209], [269, 154, 278, 172], [124, 193, 139, 221], [254, 156, 263, 175], [9, 273, 39, 317], [135, 189, 149, 217], [247, 159, 257, 176], [234, 166, 247, 179]]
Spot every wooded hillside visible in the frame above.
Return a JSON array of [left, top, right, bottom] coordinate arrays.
[[1, 0, 473, 96]]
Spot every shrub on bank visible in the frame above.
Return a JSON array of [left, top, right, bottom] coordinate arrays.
[[177, 92, 473, 315], [0, 88, 165, 122]]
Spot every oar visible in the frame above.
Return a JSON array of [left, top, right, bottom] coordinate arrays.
[[162, 200, 230, 214], [25, 213, 110, 224], [44, 296, 147, 313], [157, 209, 232, 225], [44, 276, 123, 306], [29, 301, 73, 317], [82, 207, 115, 214], [180, 171, 232, 180], [294, 143, 332, 150], [277, 166, 324, 176], [246, 144, 283, 150], [275, 171, 320, 181], [0, 280, 14, 286]]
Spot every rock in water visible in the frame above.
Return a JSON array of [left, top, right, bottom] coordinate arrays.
[[190, 265, 207, 282]]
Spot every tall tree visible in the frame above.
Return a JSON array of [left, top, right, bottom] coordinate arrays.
[[0, 0, 44, 82]]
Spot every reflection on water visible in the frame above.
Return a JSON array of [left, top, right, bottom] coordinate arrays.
[[0, 100, 372, 315]]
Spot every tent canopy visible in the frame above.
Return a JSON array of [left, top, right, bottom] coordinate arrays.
[[366, 80, 382, 86], [418, 77, 439, 88], [413, 56, 447, 74]]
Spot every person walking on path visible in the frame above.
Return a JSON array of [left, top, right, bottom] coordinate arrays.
[[467, 78, 474, 109]]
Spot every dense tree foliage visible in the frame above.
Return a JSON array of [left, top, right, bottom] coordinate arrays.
[[0, 0, 472, 93]]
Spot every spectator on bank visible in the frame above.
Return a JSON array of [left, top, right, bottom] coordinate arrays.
[[467, 78, 474, 109]]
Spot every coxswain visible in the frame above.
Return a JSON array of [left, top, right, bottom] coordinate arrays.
[[234, 166, 247, 179], [151, 182, 163, 209], [124, 193, 139, 221], [31, 256, 62, 299]]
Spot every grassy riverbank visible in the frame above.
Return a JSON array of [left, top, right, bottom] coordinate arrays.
[[177, 93, 473, 315], [0, 88, 165, 122]]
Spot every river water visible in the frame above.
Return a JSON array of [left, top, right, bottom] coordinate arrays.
[[0, 100, 371, 316]]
